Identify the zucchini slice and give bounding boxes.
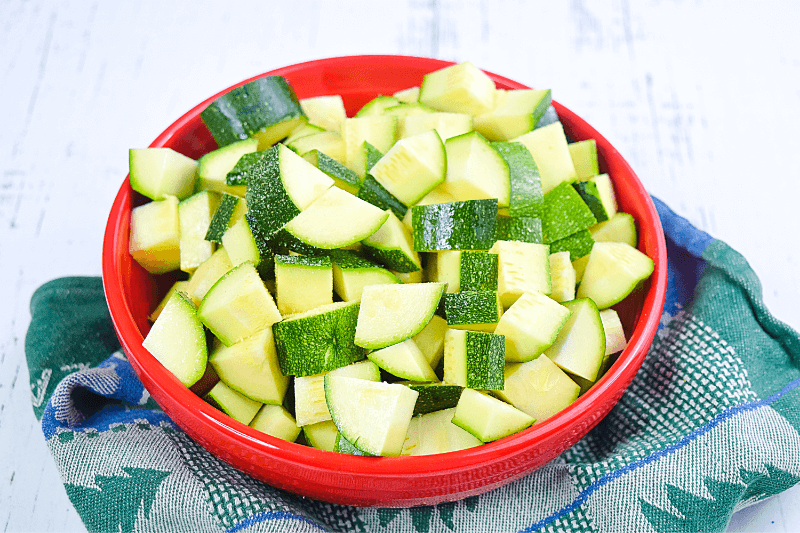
[443,131,510,207]
[328,250,402,302]
[496,355,581,423]
[412,199,498,251]
[590,212,638,248]
[576,242,654,309]
[294,360,381,427]
[200,76,307,149]
[284,186,389,249]
[361,211,422,273]
[205,381,262,425]
[544,298,605,381]
[473,88,552,141]
[245,143,334,241]
[304,149,361,195]
[355,95,401,117]
[324,375,418,456]
[303,420,339,452]
[197,138,259,196]
[129,195,181,274]
[492,141,544,218]
[209,328,289,405]
[205,193,245,244]
[541,182,597,244]
[443,291,503,332]
[370,129,446,206]
[443,329,505,390]
[568,139,599,180]
[495,216,543,244]
[512,122,578,194]
[273,300,365,377]
[357,175,408,219]
[494,290,571,362]
[354,282,446,349]
[451,389,534,443]
[250,405,301,442]
[490,240,551,308]
[600,308,628,356]
[300,95,346,133]
[399,112,473,141]
[274,254,333,315]
[406,383,463,416]
[343,116,397,177]
[142,291,207,387]
[549,251,577,303]
[179,191,220,273]
[412,314,448,369]
[287,131,346,164]
[198,261,282,346]
[415,407,482,455]
[367,338,438,382]
[129,148,197,201]
[419,61,496,116]
[149,280,190,322]
[184,248,233,305]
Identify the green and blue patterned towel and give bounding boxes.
[26,197,800,533]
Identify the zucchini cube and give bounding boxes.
[274,254,333,316]
[540,181,597,244]
[129,195,181,274]
[443,329,505,390]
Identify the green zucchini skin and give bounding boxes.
[412,199,498,251]
[205,193,240,243]
[273,302,366,377]
[549,229,595,261]
[358,175,408,219]
[310,150,361,195]
[540,182,597,243]
[443,291,502,327]
[245,145,299,242]
[492,141,544,217]
[361,244,418,273]
[495,216,543,244]
[459,251,499,292]
[201,76,305,148]
[408,383,463,416]
[572,181,609,223]
[226,151,263,186]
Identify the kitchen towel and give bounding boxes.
[25,197,800,533]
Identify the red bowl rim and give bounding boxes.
[103,55,668,480]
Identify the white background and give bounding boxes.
[2,1,799,531]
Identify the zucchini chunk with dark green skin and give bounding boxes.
[495,216,543,244]
[549,229,595,262]
[451,388,534,443]
[273,301,365,377]
[443,329,505,391]
[361,211,421,273]
[412,199,498,251]
[205,193,242,244]
[357,175,408,219]
[244,143,334,241]
[443,291,503,332]
[406,383,464,416]
[200,76,307,149]
[540,181,597,244]
[492,141,544,218]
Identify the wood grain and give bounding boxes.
[2,1,798,531]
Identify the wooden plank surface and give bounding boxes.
[2,1,798,531]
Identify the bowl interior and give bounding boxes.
[103,55,667,506]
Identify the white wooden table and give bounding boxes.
[2,1,799,531]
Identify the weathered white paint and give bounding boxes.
[2,1,798,531]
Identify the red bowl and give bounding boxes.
[102,55,667,507]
